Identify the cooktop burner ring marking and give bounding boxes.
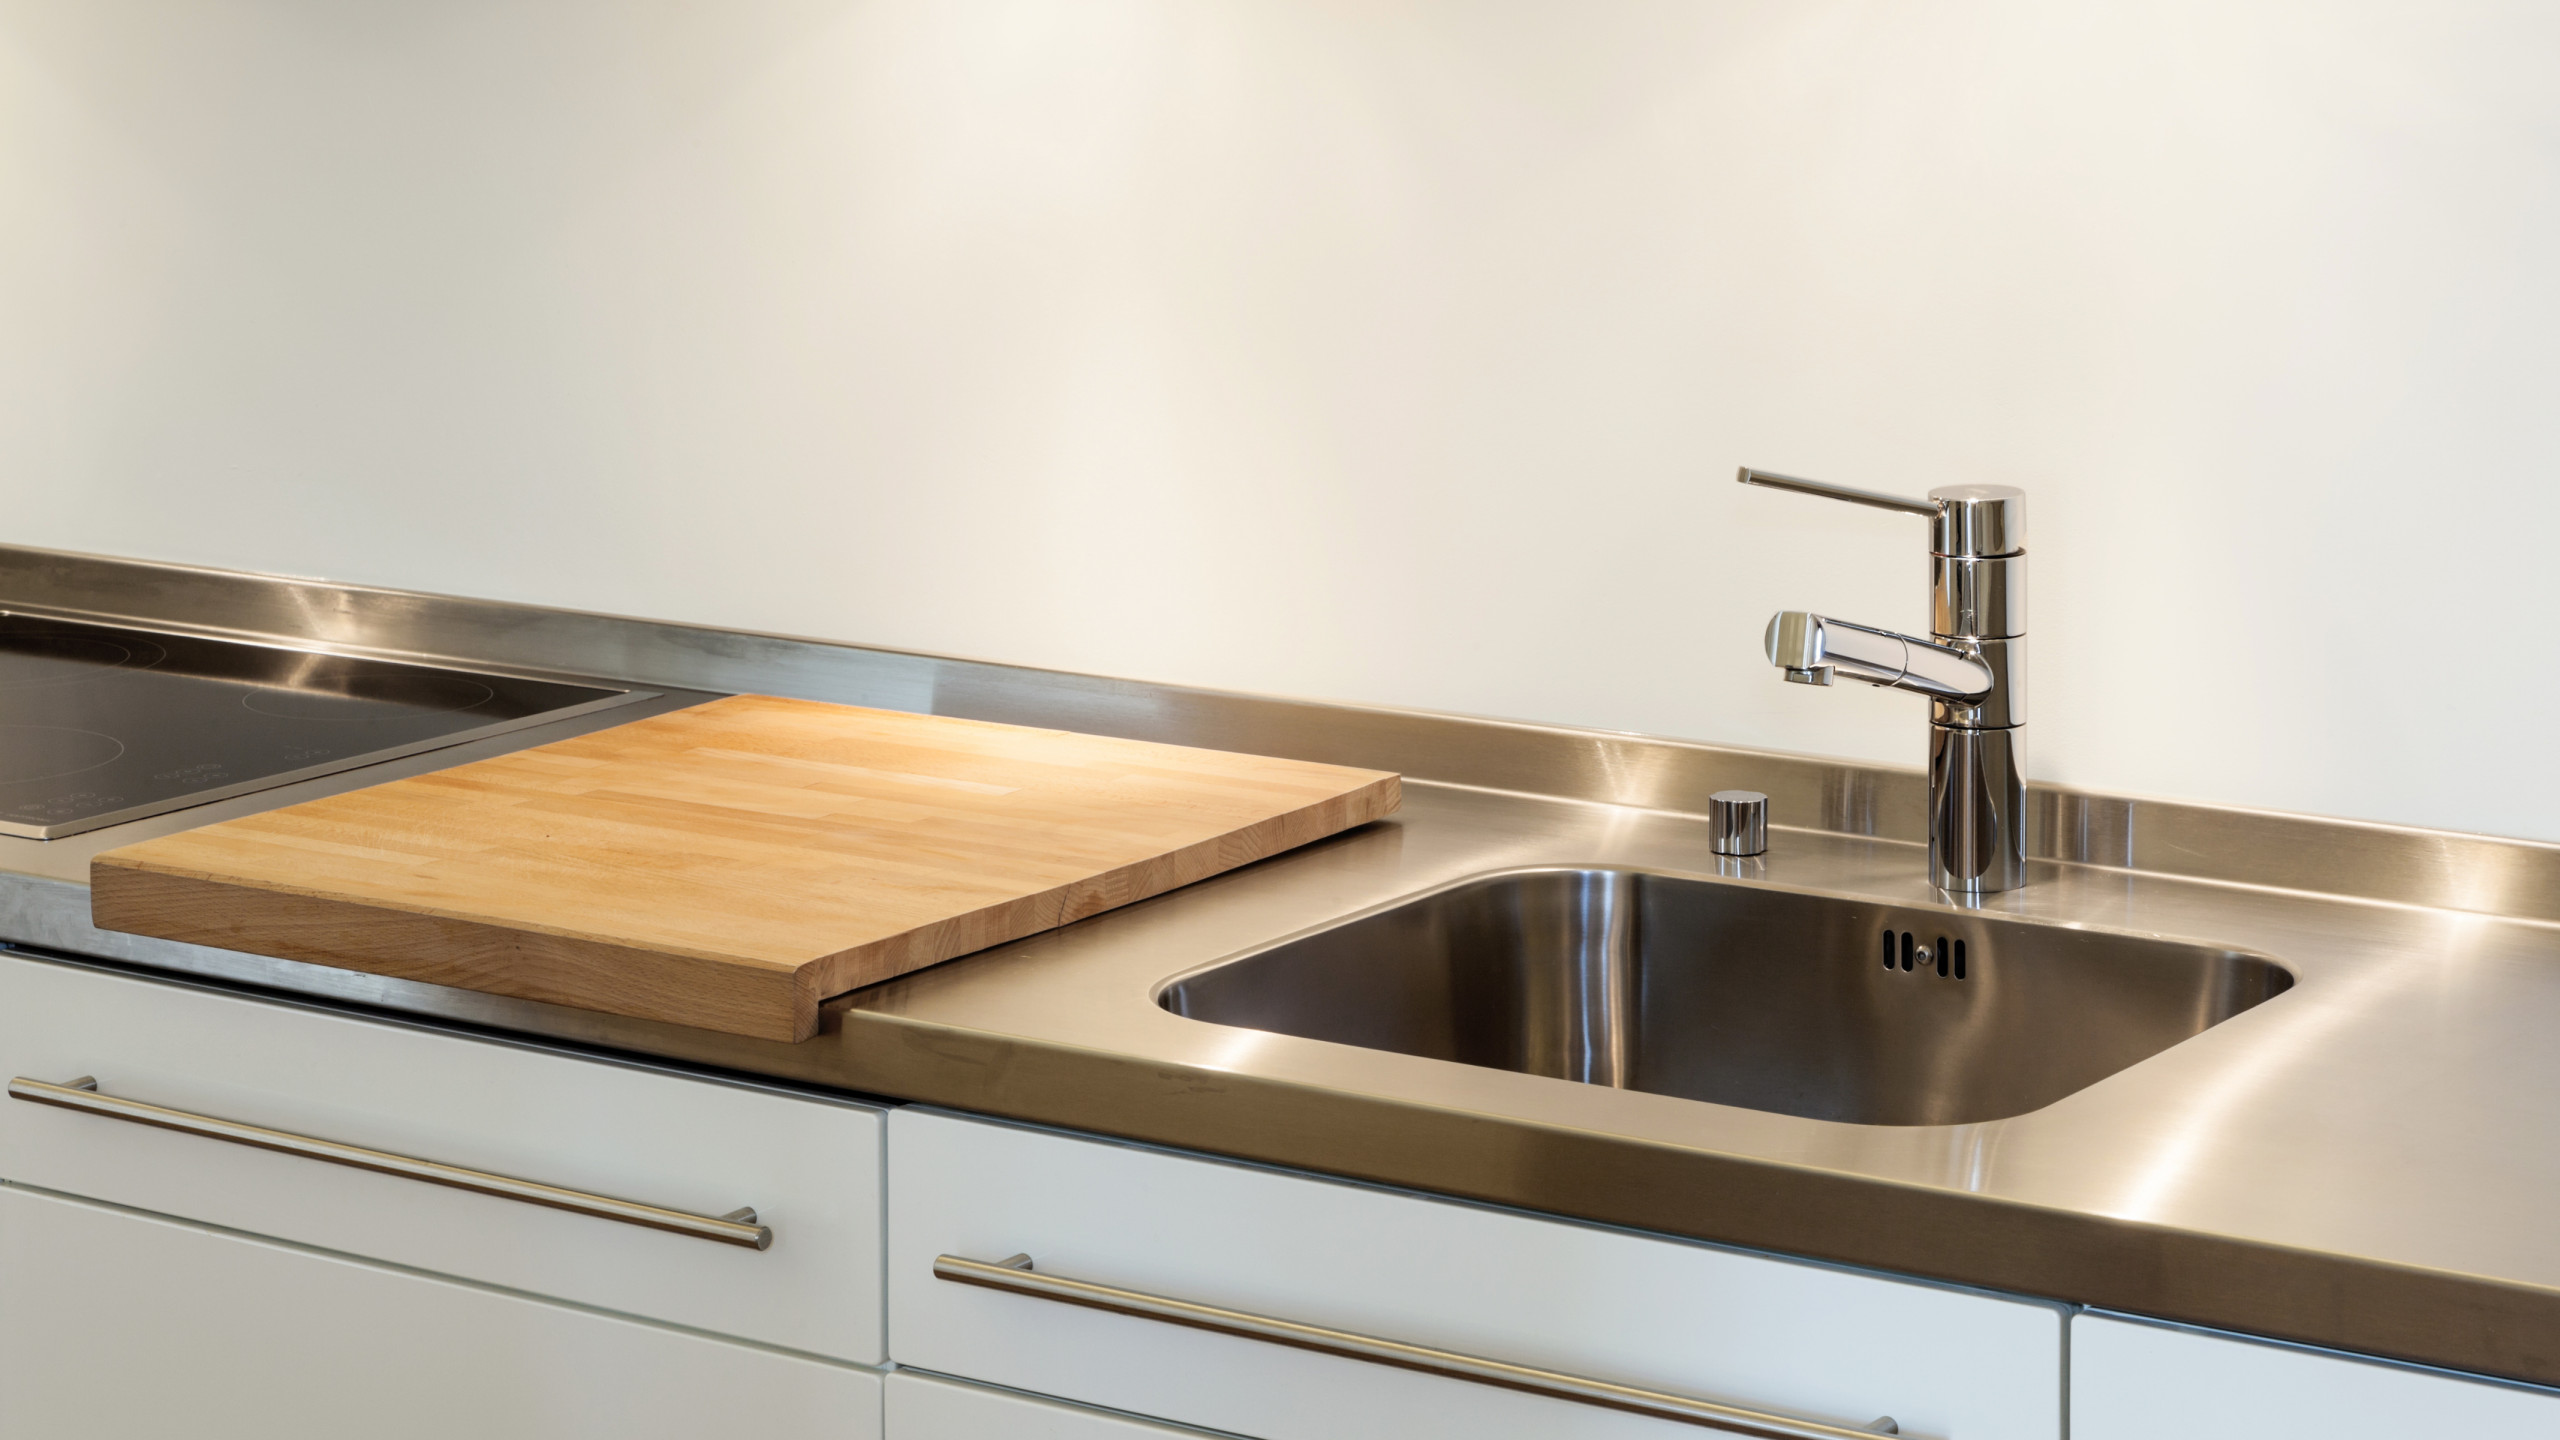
[0,725,127,787]
[0,631,168,687]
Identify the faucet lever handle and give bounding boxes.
[1738,466,2025,556]
[1735,467,1938,519]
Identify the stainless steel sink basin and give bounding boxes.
[1158,867,2295,1125]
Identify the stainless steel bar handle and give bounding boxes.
[8,1075,772,1251]
[935,1252,1899,1439]
[1736,467,1938,519]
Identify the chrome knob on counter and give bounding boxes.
[1708,790,1768,857]
[1738,466,2028,894]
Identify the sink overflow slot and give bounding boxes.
[1882,930,1967,981]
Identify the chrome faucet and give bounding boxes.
[1737,467,2027,894]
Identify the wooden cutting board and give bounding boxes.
[90,694,1399,1042]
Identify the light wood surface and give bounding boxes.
[90,695,1400,1041]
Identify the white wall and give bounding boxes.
[1,1,2555,838]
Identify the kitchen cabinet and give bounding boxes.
[888,1107,2064,1440]
[0,1185,881,1440]
[886,1372,1219,1439]
[2070,1313,2560,1437]
[20,941,2560,1440]
[0,952,884,1361]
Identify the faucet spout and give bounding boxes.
[1739,465,2028,893]
[1763,612,1993,704]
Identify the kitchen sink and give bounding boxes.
[1157,867,2294,1125]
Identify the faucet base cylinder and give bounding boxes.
[1929,726,2026,894]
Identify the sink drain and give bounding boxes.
[1882,929,1967,980]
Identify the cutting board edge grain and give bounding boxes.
[89,863,820,1041]
[85,697,1404,1043]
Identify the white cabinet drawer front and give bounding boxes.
[887,1109,2063,1440]
[0,954,882,1361]
[2071,1314,2560,1438]
[888,1373,1221,1439]
[0,1186,882,1440]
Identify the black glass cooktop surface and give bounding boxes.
[0,613,648,839]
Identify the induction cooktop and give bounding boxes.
[0,612,652,839]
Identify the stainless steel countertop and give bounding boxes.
[5,542,2559,1387]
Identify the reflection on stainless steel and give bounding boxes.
[1931,727,2026,895]
[1707,791,1767,857]
[2107,946,2419,1225]
[9,544,2560,1385]
[1741,468,2028,894]
[1930,554,2024,639]
[934,1251,1902,1439]
[1159,867,2291,1126]
[1929,637,2021,731]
